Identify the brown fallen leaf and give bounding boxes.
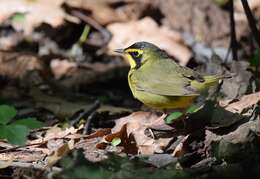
[108,17,192,65]
[0,0,76,34]
[66,0,150,25]
[219,92,260,115]
[101,112,173,155]
[0,50,43,79]
[47,140,74,167]
[207,92,260,129]
[104,124,138,154]
[84,128,112,139]
[77,112,171,157]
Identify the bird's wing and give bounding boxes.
[131,59,202,96]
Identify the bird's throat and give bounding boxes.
[126,53,137,69]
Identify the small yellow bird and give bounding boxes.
[115,42,224,111]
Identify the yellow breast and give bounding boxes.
[128,71,196,110]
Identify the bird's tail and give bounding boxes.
[193,74,226,92]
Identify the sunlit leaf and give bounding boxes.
[186,104,202,114]
[165,112,183,124]
[111,137,121,146]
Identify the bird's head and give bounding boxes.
[115,41,168,69]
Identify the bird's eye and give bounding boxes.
[131,51,139,57]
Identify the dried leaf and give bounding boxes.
[47,142,73,167]
[220,92,260,115]
[104,112,172,155]
[172,135,189,157]
[66,0,149,25]
[0,0,73,34]
[0,51,43,79]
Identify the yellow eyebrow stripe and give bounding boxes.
[125,49,143,54]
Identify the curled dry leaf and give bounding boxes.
[108,17,192,65]
[104,124,138,154]
[209,92,260,129]
[77,112,171,158]
[219,92,260,115]
[98,112,173,155]
[172,135,189,157]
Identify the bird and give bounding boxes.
[115,41,224,112]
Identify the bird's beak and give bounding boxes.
[114,49,125,54]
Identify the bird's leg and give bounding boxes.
[181,115,187,130]
[163,109,167,115]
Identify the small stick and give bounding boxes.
[69,100,100,126]
[229,0,238,61]
[241,0,260,47]
[83,111,97,135]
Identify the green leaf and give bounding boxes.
[165,112,183,124]
[12,117,43,129]
[186,104,202,114]
[111,137,121,146]
[0,105,17,125]
[0,124,29,145]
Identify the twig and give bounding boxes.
[229,0,238,61]
[241,0,260,47]
[69,100,100,126]
[83,111,97,135]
